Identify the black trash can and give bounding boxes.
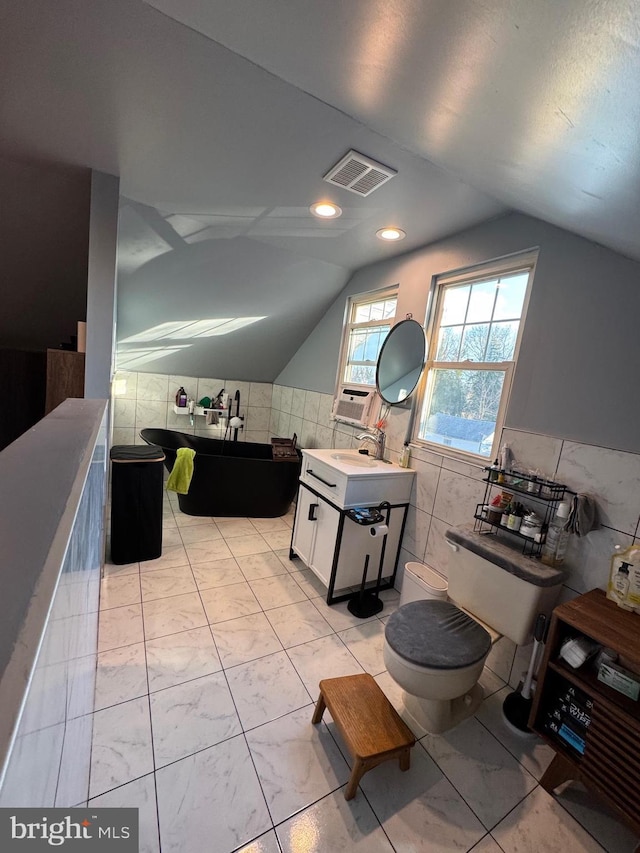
[110,444,165,565]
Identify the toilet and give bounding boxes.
[383,531,565,734]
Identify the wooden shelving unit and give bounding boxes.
[529,589,640,835]
[45,349,84,415]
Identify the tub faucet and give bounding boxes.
[356,429,386,461]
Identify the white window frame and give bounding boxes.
[413,252,537,463]
[335,286,398,391]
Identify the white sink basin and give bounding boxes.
[302,448,415,508]
[330,453,377,467]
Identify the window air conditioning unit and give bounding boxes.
[332,387,376,428]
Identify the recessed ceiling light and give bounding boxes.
[310,201,342,219]
[377,227,406,241]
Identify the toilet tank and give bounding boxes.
[445,527,567,646]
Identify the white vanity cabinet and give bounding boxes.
[290,450,414,603]
[292,485,340,586]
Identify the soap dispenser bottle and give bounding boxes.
[607,544,640,611]
[612,562,631,602]
[176,387,187,407]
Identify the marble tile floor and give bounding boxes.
[89,493,639,853]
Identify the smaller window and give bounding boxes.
[416,257,533,460]
[339,288,397,387]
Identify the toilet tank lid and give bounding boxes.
[446,526,568,588]
[385,600,491,669]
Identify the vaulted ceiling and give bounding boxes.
[2,1,638,378]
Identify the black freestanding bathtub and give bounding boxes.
[140,428,301,517]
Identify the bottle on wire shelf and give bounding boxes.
[541,501,571,567]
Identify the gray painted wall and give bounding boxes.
[0,156,90,351]
[276,212,640,455]
[116,221,348,381]
[85,171,119,400]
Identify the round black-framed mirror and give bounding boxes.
[376,318,426,405]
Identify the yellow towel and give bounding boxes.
[166,447,196,494]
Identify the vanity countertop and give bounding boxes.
[302,448,415,478]
[300,449,414,508]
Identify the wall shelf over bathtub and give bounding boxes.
[172,405,228,419]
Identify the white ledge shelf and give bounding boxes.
[173,405,228,418]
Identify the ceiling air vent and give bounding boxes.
[323,150,397,197]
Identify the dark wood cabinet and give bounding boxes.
[45,349,85,415]
[0,349,46,451]
[0,348,85,451]
[530,589,640,836]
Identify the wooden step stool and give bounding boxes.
[312,673,416,800]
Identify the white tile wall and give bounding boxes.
[114,375,640,690]
[249,382,273,409]
[269,384,640,689]
[556,441,640,535]
[137,373,169,402]
[269,385,368,453]
[112,372,272,445]
[290,388,305,419]
[501,429,562,479]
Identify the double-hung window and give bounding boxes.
[340,288,398,387]
[416,256,534,460]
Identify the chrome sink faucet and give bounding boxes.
[356,428,386,461]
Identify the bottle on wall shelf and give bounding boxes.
[541,500,571,567]
[499,443,513,471]
[399,442,411,468]
[176,387,188,407]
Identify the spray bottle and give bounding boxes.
[541,501,570,567]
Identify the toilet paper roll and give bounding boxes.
[77,321,87,353]
[369,523,389,538]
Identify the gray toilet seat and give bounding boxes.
[385,600,491,670]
